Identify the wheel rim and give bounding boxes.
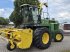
[42,33,49,44]
[10,44,15,49]
[56,34,62,40]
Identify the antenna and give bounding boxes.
[47,0,50,19]
[43,0,50,19]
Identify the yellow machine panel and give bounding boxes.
[11,29,33,49]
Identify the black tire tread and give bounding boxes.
[54,29,64,42]
[33,28,51,49]
[7,42,16,51]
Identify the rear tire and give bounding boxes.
[33,28,51,49]
[54,30,64,42]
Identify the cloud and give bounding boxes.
[57,12,70,23]
[47,0,70,23]
[0,9,5,17]
[39,0,47,3]
[11,0,15,2]
[58,12,70,18]
[0,8,13,18]
[7,0,14,2]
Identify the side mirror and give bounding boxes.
[46,18,49,19]
[37,15,41,23]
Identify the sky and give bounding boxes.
[0,0,14,18]
[0,0,70,23]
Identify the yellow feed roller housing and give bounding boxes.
[0,28,33,49]
[0,28,18,38]
[10,29,33,49]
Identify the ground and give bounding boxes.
[0,36,70,52]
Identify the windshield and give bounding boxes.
[21,6,39,25]
[32,7,38,23]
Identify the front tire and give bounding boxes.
[33,28,51,49]
[7,42,16,51]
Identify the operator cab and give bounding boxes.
[20,4,41,26]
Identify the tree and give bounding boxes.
[9,10,23,27]
[9,0,39,27]
[5,18,9,25]
[0,17,9,25]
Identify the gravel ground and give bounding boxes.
[0,36,70,52]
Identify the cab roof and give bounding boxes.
[20,4,37,8]
[20,4,30,7]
